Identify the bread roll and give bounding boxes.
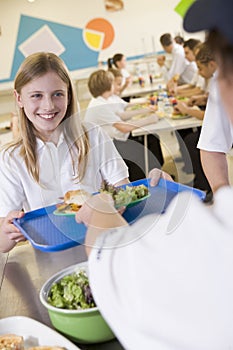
[64,189,91,206]
[0,334,24,350]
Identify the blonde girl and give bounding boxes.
[0,52,129,253]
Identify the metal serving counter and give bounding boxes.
[0,242,124,350]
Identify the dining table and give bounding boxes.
[131,115,202,176]
[0,242,124,350]
[121,78,165,98]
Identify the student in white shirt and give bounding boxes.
[169,38,204,97]
[0,52,129,253]
[174,42,217,194]
[157,33,196,85]
[85,69,158,141]
[197,72,233,192]
[107,53,132,95]
[76,0,233,348]
[85,69,164,180]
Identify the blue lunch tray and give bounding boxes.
[13,178,205,252]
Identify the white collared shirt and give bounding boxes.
[164,43,194,84]
[0,123,128,216]
[198,73,233,153]
[89,187,233,349]
[85,96,129,141]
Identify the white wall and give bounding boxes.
[0,0,205,114]
[0,0,204,78]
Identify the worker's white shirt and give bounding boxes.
[85,96,129,141]
[0,123,128,216]
[198,73,233,152]
[89,187,233,350]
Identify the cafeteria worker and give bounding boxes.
[76,0,233,348]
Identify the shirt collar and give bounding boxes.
[36,132,65,151]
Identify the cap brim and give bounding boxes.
[183,0,215,33]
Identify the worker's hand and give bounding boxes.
[149,168,174,187]
[75,193,116,227]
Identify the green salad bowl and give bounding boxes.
[39,262,115,344]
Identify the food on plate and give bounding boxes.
[172,109,185,116]
[56,189,91,214]
[48,269,96,310]
[172,74,180,82]
[64,189,91,206]
[126,103,148,111]
[126,103,141,111]
[0,335,67,350]
[100,180,149,207]
[131,114,147,120]
[0,334,24,350]
[156,110,165,118]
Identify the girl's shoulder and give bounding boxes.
[0,142,21,166]
[0,142,20,156]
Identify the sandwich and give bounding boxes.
[56,189,91,214]
[0,334,24,350]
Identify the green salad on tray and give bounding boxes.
[100,180,149,207]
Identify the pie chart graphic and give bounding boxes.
[83,18,115,51]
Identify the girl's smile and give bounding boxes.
[15,71,69,142]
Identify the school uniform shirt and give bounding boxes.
[163,43,192,84]
[0,123,128,216]
[120,68,131,87]
[85,96,129,141]
[108,94,128,113]
[197,73,233,153]
[190,71,206,91]
[89,187,233,350]
[180,60,197,85]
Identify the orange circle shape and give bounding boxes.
[85,18,115,49]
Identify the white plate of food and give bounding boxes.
[0,316,80,349]
[171,113,191,120]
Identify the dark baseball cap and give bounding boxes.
[183,0,233,44]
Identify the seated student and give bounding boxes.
[85,69,158,141]
[169,39,204,97]
[197,75,233,194]
[174,35,184,46]
[85,69,164,180]
[175,42,217,120]
[107,53,132,95]
[76,1,233,347]
[0,52,130,253]
[174,42,218,194]
[157,33,197,87]
[107,68,157,121]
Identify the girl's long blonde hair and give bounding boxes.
[3,52,90,184]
